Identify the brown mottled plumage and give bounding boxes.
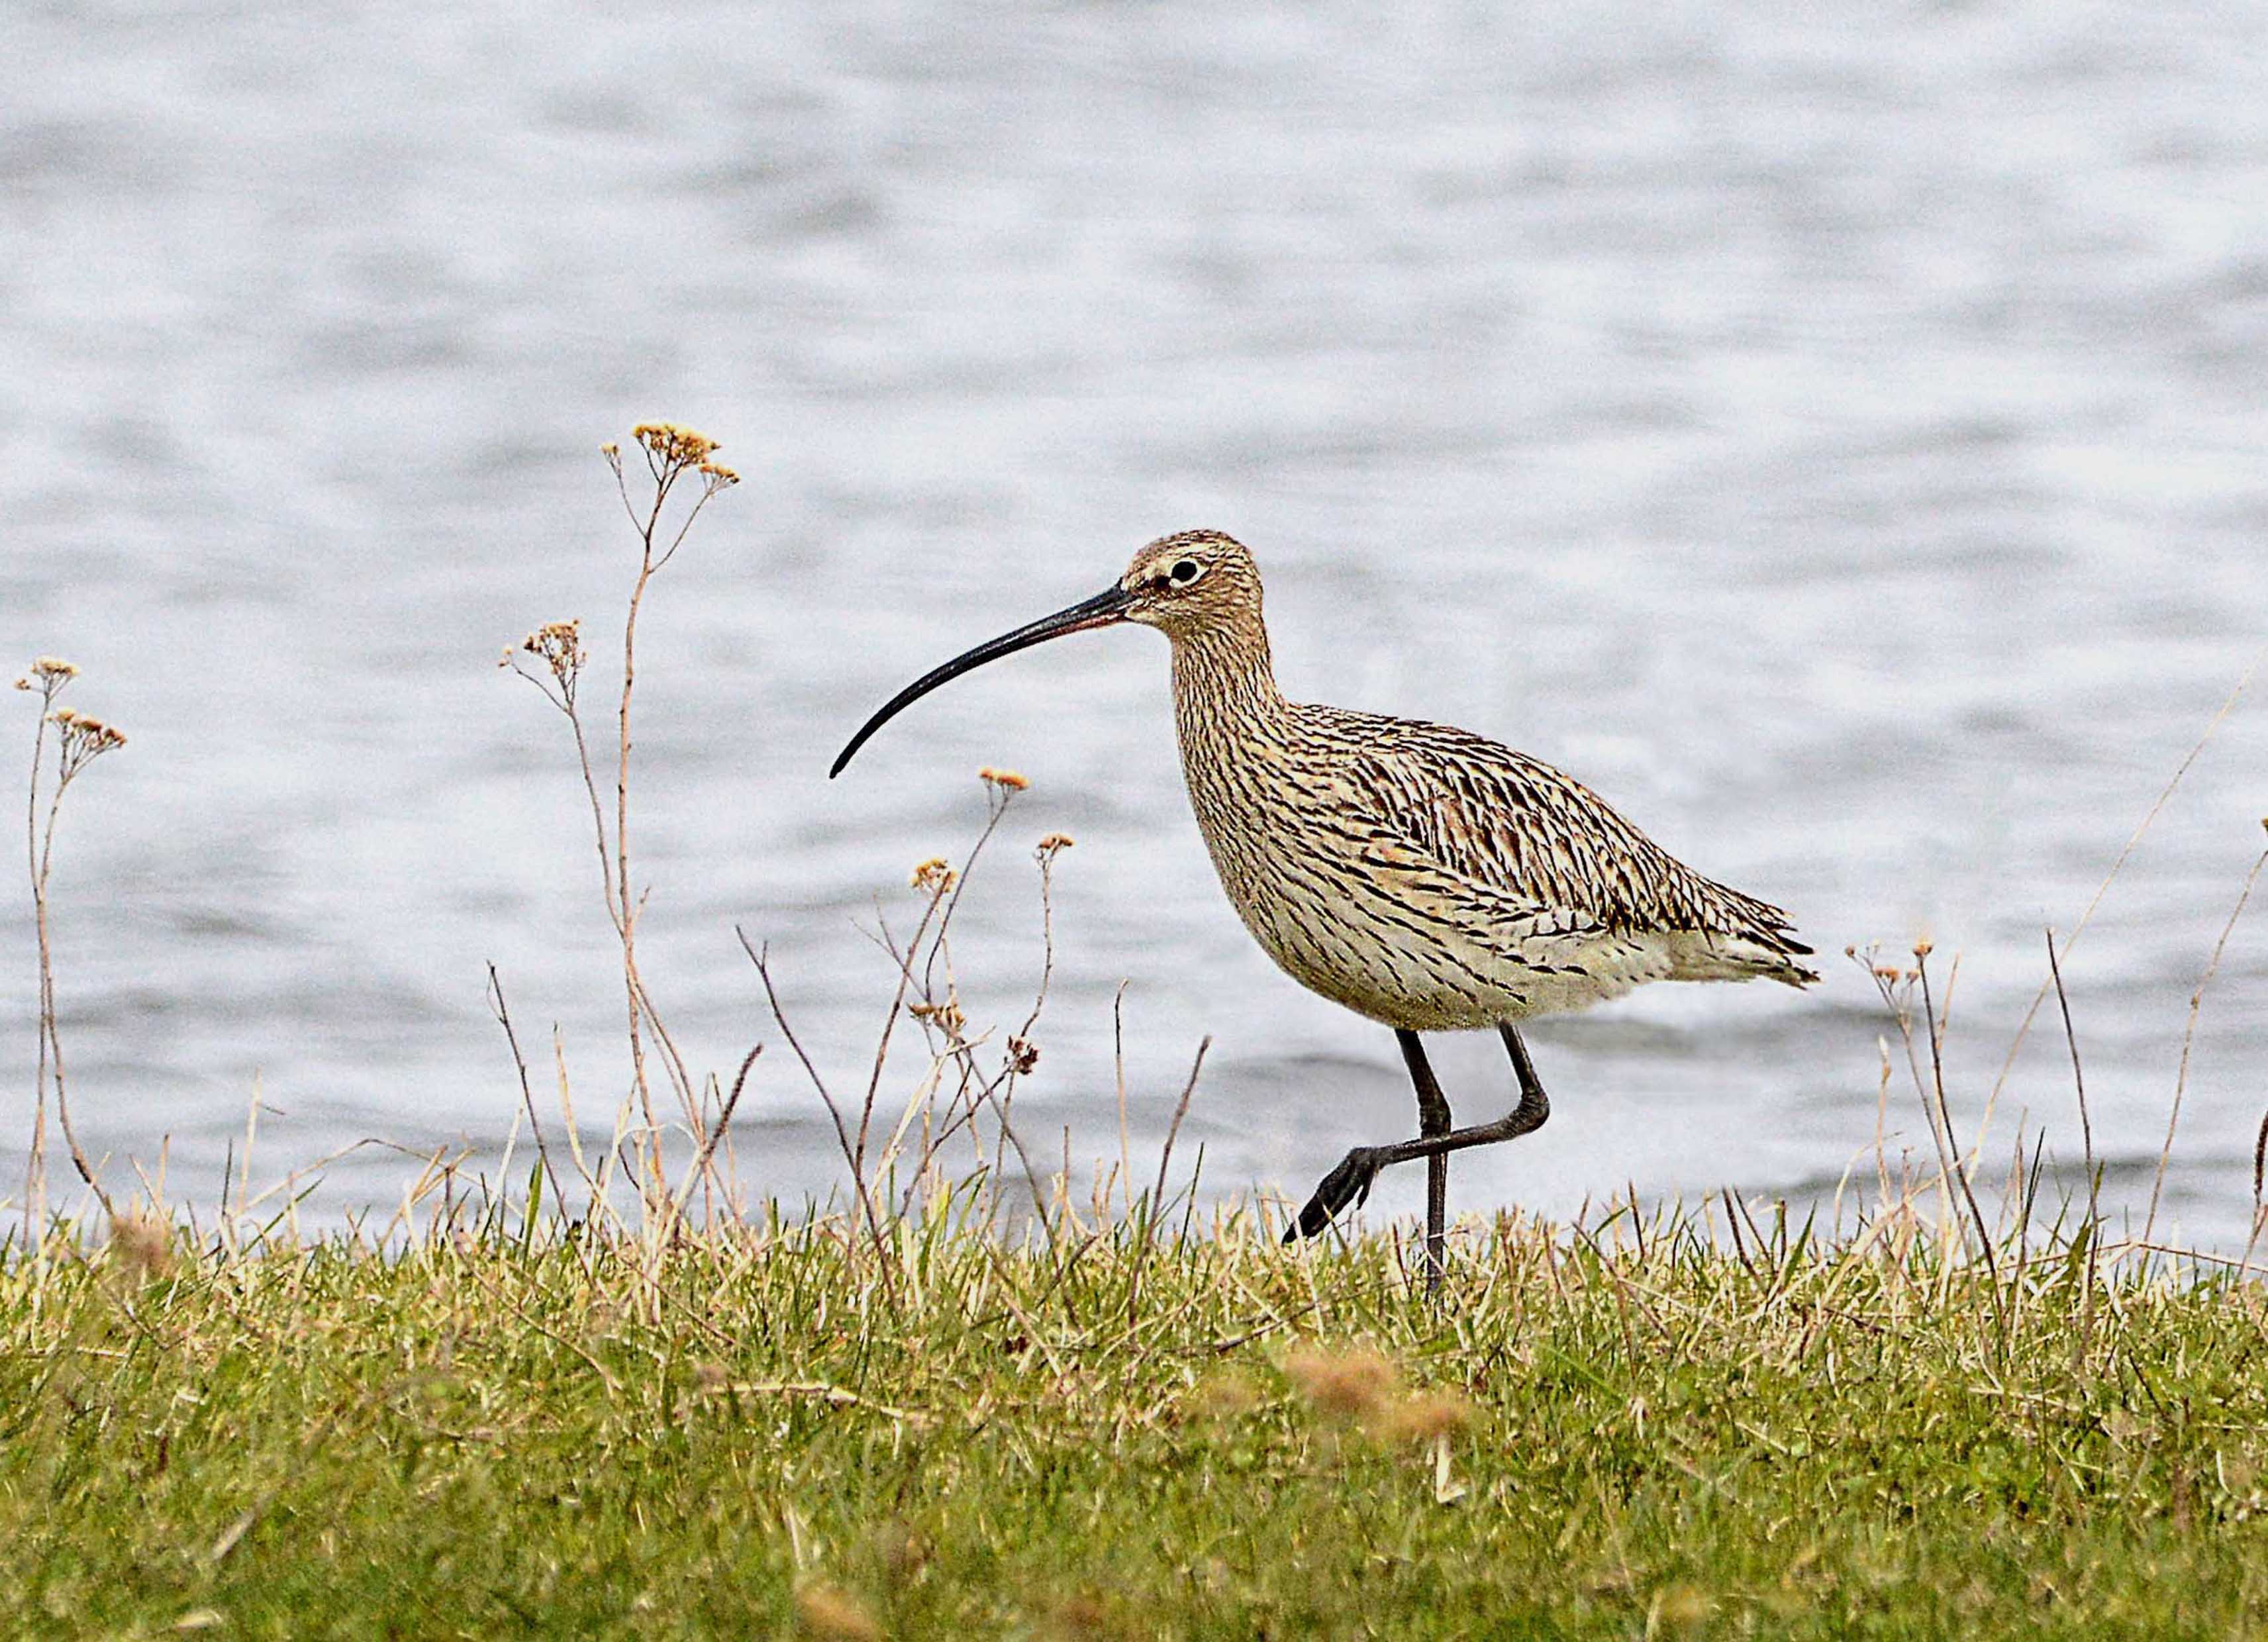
[833,528,1816,1288]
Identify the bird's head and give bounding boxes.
[1114,530,1263,644]
[829,528,1262,777]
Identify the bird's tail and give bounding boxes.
[1673,883,1820,988]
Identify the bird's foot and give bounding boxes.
[1286,1146,1390,1243]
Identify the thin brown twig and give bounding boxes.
[486,964,565,1217]
[740,931,896,1286]
[17,663,123,1223]
[1854,950,1960,1204]
[1112,981,1132,1222]
[1127,1037,1210,1330]
[658,1045,762,1247]
[856,883,952,1192]
[616,515,663,1194]
[2143,836,2268,1249]
[1153,1039,1209,1225]
[21,672,56,1235]
[2253,1110,2267,1228]
[548,1026,613,1233]
[1005,831,1068,1108]
[920,784,1014,998]
[510,428,738,1229]
[1985,657,2258,1129]
[971,821,1073,1246]
[2043,928,2099,1355]
[1916,950,2002,1339]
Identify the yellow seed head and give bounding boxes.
[51,708,126,764]
[908,998,967,1037]
[793,1581,881,1642]
[518,620,585,687]
[909,857,957,894]
[107,1207,173,1283]
[1283,1346,1399,1422]
[632,421,720,466]
[1035,832,1075,860]
[978,766,1029,791]
[1377,1388,1478,1443]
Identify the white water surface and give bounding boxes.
[3,1,2265,1246]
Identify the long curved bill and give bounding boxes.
[830,583,1135,777]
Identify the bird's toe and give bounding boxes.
[1288,1146,1387,1241]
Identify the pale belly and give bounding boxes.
[1190,798,1676,1030]
[1230,877,1675,1030]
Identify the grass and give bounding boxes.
[6,1202,2268,1639]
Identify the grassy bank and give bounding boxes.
[6,1204,2267,1639]
[17,425,2268,1635]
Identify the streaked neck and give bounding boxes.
[1170,619,1286,751]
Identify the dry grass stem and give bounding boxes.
[501,421,745,1245]
[17,655,126,1233]
[2144,833,2268,1249]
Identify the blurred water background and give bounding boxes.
[4,0,2265,1247]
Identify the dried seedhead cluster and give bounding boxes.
[15,655,130,787]
[1846,940,1928,989]
[503,619,587,707]
[908,998,968,1039]
[14,656,79,690]
[50,707,128,779]
[524,619,585,681]
[611,421,740,497]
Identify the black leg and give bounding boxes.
[1399,1031,1452,1294]
[1289,1024,1552,1246]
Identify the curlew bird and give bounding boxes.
[832,531,1816,1287]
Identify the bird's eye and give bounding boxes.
[1169,558,1203,586]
